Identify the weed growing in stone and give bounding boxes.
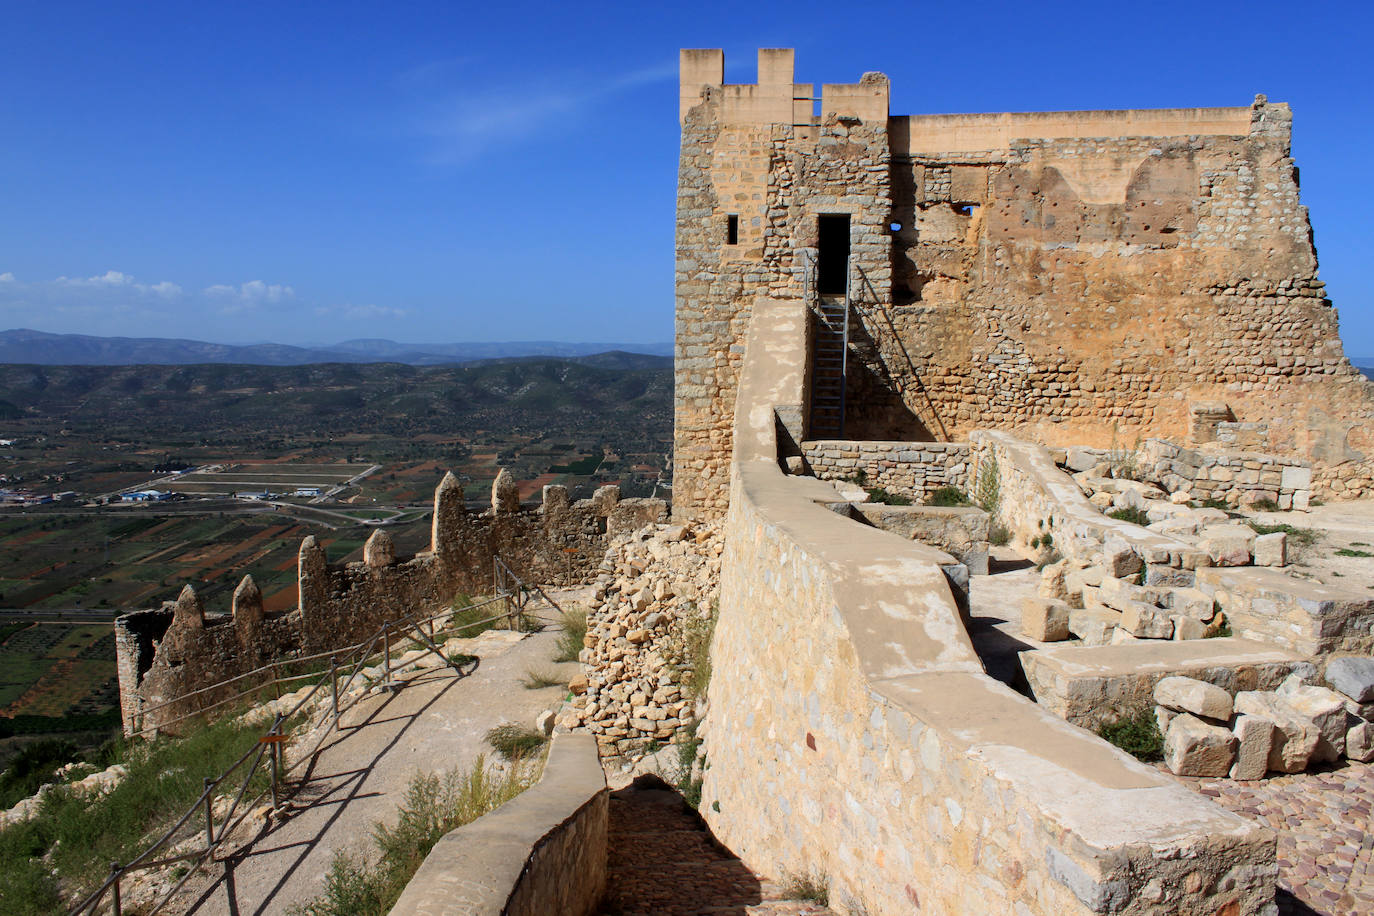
[520,667,564,689]
[553,606,588,662]
[1246,522,1319,559]
[288,755,539,916]
[484,724,548,760]
[667,599,718,701]
[1251,498,1280,512]
[974,454,1001,514]
[1336,548,1373,558]
[1107,506,1151,526]
[1097,710,1163,762]
[782,871,831,905]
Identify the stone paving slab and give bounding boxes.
[1169,761,1374,916]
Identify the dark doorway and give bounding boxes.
[817,214,851,294]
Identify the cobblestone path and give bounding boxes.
[1173,761,1374,916]
[598,776,833,916]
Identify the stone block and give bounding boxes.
[1198,524,1254,567]
[1068,606,1118,647]
[1234,691,1321,773]
[1253,533,1287,567]
[1280,465,1312,491]
[1122,602,1174,639]
[1021,597,1071,642]
[1276,676,1348,761]
[1154,676,1233,721]
[1229,715,1275,780]
[1103,537,1143,577]
[1172,616,1207,640]
[1325,656,1374,703]
[1165,587,1216,621]
[1164,713,1237,777]
[1347,720,1374,763]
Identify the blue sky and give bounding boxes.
[1,1,1371,354]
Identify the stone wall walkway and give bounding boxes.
[597,775,833,915]
[1172,761,1374,916]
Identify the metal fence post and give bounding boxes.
[203,777,216,848]
[269,717,281,809]
[109,862,122,916]
[382,623,390,685]
[330,655,339,721]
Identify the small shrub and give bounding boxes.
[1097,710,1163,762]
[988,523,1010,547]
[1196,497,1232,512]
[1207,621,1233,638]
[974,455,1001,514]
[1107,506,1150,526]
[926,486,970,507]
[447,652,478,668]
[865,486,912,506]
[553,606,588,662]
[844,468,868,485]
[443,596,498,639]
[520,667,563,689]
[484,724,548,760]
[1250,498,1280,512]
[782,872,831,905]
[289,755,538,916]
[1247,522,1319,559]
[666,599,719,701]
[1336,547,1374,558]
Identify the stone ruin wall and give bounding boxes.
[674,50,1374,518]
[114,473,666,734]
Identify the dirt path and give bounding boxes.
[174,624,576,915]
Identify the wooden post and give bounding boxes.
[382,624,390,685]
[330,656,339,721]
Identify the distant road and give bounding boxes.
[0,607,121,623]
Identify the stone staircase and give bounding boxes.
[597,775,833,915]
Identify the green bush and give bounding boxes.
[974,455,1001,514]
[926,486,970,507]
[484,724,548,760]
[1335,547,1373,558]
[782,872,830,905]
[988,523,1010,547]
[1107,506,1150,526]
[0,739,77,810]
[519,667,564,689]
[865,486,912,506]
[553,606,588,663]
[1097,710,1163,762]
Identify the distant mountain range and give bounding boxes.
[0,329,673,366]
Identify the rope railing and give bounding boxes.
[70,562,559,915]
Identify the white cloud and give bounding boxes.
[53,270,182,297]
[205,280,295,312]
[58,270,134,287]
[314,303,408,321]
[416,59,676,164]
[0,272,13,282]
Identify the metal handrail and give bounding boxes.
[69,566,554,915]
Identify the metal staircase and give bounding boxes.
[802,250,850,438]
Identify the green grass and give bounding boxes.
[1336,548,1374,558]
[553,606,587,663]
[925,486,969,507]
[288,755,540,916]
[1097,710,1164,762]
[440,596,500,640]
[1246,521,1320,554]
[0,712,275,913]
[988,523,1010,547]
[484,724,548,760]
[519,667,563,689]
[0,739,77,810]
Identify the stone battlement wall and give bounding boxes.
[114,475,665,734]
[699,297,1274,916]
[801,439,970,499]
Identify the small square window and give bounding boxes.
[726,215,739,245]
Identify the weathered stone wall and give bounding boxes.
[388,732,608,916]
[115,477,665,734]
[801,439,970,499]
[1073,439,1314,510]
[701,296,1275,916]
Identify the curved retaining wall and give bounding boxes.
[698,298,1277,915]
[388,732,607,916]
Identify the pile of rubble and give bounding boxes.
[1156,658,1374,778]
[1026,555,1231,646]
[561,520,722,759]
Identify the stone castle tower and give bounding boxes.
[674,48,1372,520]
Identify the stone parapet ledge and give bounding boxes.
[1196,566,1374,657]
[801,439,971,502]
[387,732,607,916]
[701,297,1276,915]
[1023,637,1304,729]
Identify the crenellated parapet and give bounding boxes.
[115,471,666,735]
